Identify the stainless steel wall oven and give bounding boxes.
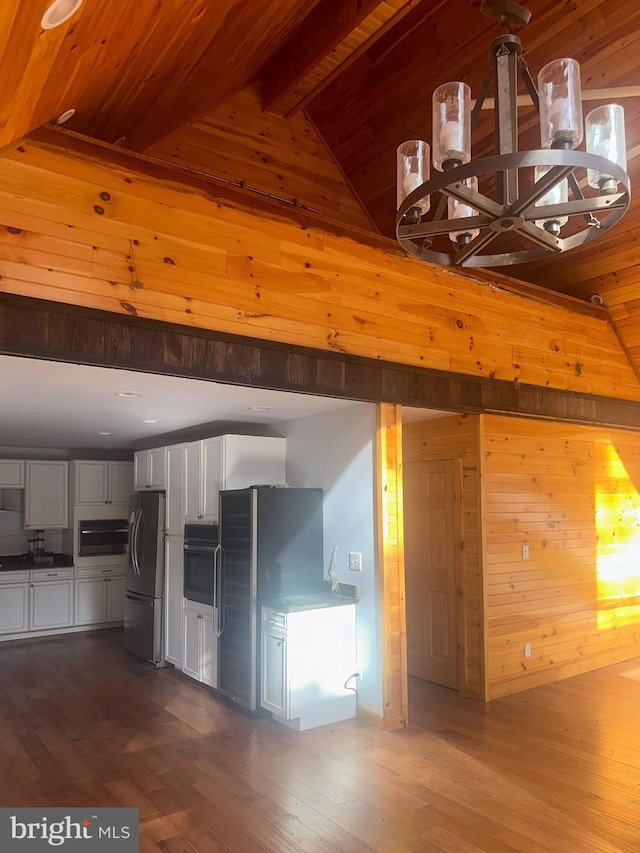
[183,523,220,605]
[78,518,129,557]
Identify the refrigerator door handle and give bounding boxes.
[216,544,225,637]
[131,509,142,575]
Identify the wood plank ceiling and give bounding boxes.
[2,0,640,374]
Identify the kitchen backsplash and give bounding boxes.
[0,532,64,556]
[0,512,64,556]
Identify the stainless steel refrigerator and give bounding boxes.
[124,491,167,666]
[217,486,324,710]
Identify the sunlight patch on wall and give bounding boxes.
[596,443,640,629]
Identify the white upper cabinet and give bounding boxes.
[0,460,24,488]
[201,437,223,521]
[165,445,184,535]
[184,437,223,524]
[183,441,203,523]
[74,461,133,505]
[183,435,285,525]
[109,462,134,504]
[134,447,167,491]
[24,461,68,529]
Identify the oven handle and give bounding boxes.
[81,527,128,535]
[184,543,218,553]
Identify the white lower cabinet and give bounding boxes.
[261,604,357,731]
[182,600,216,687]
[0,571,29,635]
[74,565,127,625]
[0,564,126,638]
[165,534,184,667]
[30,569,74,631]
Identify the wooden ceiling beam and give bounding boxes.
[262,0,424,119]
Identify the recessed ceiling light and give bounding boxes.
[114,391,142,398]
[97,431,113,436]
[56,108,75,125]
[141,419,160,424]
[41,0,84,30]
[249,405,273,412]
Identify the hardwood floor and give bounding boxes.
[0,628,638,852]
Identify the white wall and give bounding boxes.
[282,403,381,714]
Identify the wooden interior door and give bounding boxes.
[404,458,458,688]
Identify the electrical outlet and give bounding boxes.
[522,544,529,560]
[348,552,362,572]
[524,643,531,658]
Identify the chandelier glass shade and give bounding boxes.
[395,2,630,269]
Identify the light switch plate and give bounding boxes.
[348,552,362,572]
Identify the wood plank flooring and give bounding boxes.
[0,627,638,851]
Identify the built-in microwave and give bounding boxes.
[78,518,129,557]
[183,523,220,605]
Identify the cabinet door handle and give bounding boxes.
[276,638,285,647]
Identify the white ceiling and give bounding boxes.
[0,355,448,452]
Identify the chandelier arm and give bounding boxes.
[565,172,599,227]
[432,193,448,222]
[513,221,564,252]
[454,229,501,265]
[520,194,627,222]
[566,172,585,201]
[439,183,503,217]
[471,72,492,132]
[398,214,493,240]
[518,59,540,113]
[507,165,576,216]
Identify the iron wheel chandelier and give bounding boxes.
[395,0,631,268]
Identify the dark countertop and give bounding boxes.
[0,553,74,571]
[262,592,357,613]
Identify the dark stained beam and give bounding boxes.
[2,293,639,431]
[262,0,426,118]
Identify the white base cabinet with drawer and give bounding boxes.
[0,563,128,640]
[75,565,127,626]
[261,604,357,731]
[182,599,216,687]
[29,568,74,631]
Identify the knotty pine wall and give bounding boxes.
[482,415,640,698]
[1,136,639,404]
[402,414,484,698]
[145,86,373,230]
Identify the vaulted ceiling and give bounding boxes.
[3,0,640,366]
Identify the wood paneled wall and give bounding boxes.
[145,86,373,230]
[1,134,639,405]
[402,414,484,698]
[482,415,640,698]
